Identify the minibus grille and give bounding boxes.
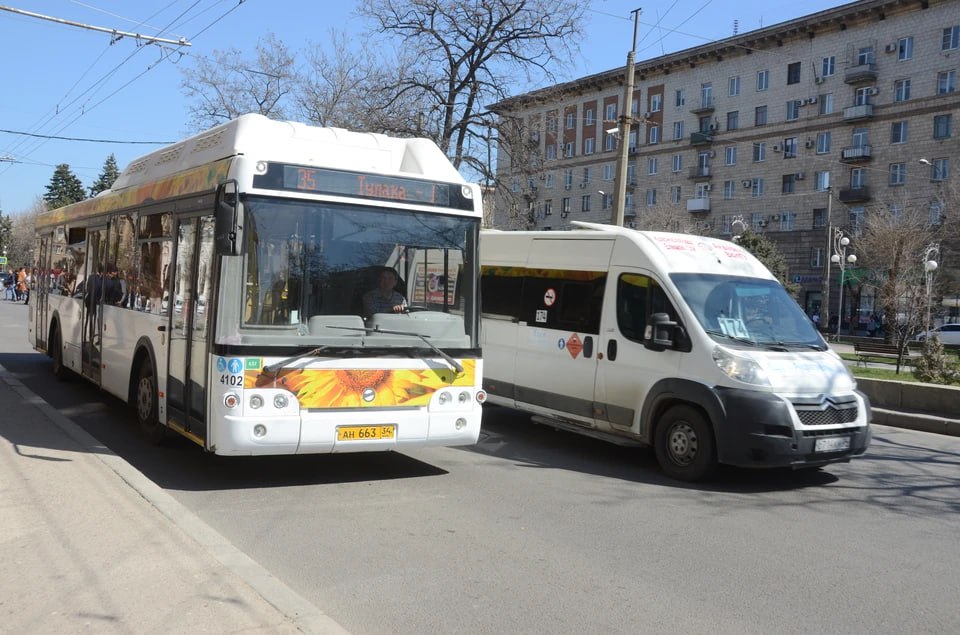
[793,403,859,426]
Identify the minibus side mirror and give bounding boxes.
[214,180,242,256]
[644,312,677,351]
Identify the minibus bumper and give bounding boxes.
[712,387,872,469]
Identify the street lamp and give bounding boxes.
[923,243,939,335]
[831,228,857,339]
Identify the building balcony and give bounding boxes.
[842,103,874,121]
[840,145,873,162]
[690,131,714,145]
[687,166,712,179]
[624,207,637,218]
[838,187,871,203]
[844,63,877,84]
[690,98,715,114]
[686,197,711,213]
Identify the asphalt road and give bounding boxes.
[4,299,959,634]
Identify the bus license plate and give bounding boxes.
[337,425,396,441]
[814,437,850,453]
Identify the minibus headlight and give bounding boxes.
[712,346,771,386]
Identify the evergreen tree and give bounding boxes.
[734,229,800,297]
[89,153,121,197]
[43,164,86,210]
[913,334,960,385]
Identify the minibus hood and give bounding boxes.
[752,351,855,393]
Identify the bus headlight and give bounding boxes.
[458,390,470,404]
[438,391,452,405]
[250,394,264,409]
[224,393,240,409]
[712,346,771,386]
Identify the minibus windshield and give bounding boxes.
[671,273,824,349]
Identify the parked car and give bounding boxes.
[916,323,960,345]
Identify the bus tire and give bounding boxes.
[50,326,70,381]
[654,405,717,482]
[136,360,166,444]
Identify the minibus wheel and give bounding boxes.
[136,360,166,444]
[654,405,717,482]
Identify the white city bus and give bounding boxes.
[29,114,485,454]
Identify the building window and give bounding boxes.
[565,112,576,129]
[671,186,681,204]
[700,83,713,108]
[546,144,556,160]
[931,158,950,182]
[582,166,591,184]
[602,164,614,181]
[751,178,764,198]
[675,89,685,107]
[849,207,865,235]
[561,197,571,215]
[782,174,796,194]
[511,179,520,193]
[787,62,801,85]
[585,108,595,125]
[937,70,956,95]
[546,116,558,134]
[649,125,660,144]
[725,146,737,166]
[894,79,911,102]
[898,36,913,61]
[627,164,636,185]
[851,168,866,189]
[564,142,574,158]
[757,69,769,91]
[755,105,767,126]
[726,111,739,131]
[545,173,554,188]
[631,98,639,115]
[890,121,908,144]
[943,25,960,51]
[857,46,875,66]
[648,157,657,175]
[581,195,591,212]
[889,163,906,186]
[601,193,612,210]
[584,137,595,155]
[544,200,553,216]
[650,93,663,112]
[934,114,952,139]
[753,142,765,162]
[564,169,573,189]
[672,154,682,172]
[751,212,765,230]
[723,180,735,200]
[821,56,835,77]
[930,202,943,225]
[605,132,616,151]
[852,127,869,149]
[855,86,873,106]
[815,171,830,192]
[819,93,834,115]
[780,212,797,231]
[813,208,827,229]
[816,131,831,154]
[728,75,740,96]
[786,100,801,121]
[811,247,824,267]
[646,189,657,206]
[783,137,798,159]
[673,121,684,140]
[605,103,617,122]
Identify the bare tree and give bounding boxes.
[6,197,43,269]
[357,0,585,178]
[180,33,297,131]
[854,195,943,370]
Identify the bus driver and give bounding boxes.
[363,268,407,316]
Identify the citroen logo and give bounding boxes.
[362,388,376,402]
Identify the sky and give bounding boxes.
[0,0,847,215]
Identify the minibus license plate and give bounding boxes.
[814,437,850,453]
[337,425,396,441]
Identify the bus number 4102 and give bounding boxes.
[220,375,244,386]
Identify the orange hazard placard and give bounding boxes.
[566,333,583,358]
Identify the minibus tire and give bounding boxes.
[136,360,166,444]
[654,405,717,482]
[50,327,70,381]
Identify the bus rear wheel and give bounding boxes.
[654,405,716,482]
[136,360,166,444]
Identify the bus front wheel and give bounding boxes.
[654,405,717,482]
[50,327,70,381]
[136,360,166,444]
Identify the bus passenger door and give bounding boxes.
[166,216,214,444]
[81,227,107,383]
[33,234,52,350]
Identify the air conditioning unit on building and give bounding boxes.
[885,42,897,53]
[805,138,815,148]
[807,96,819,104]
[643,112,652,119]
[814,76,825,85]
[742,179,752,188]
[770,214,781,221]
[703,184,712,191]
[773,144,783,152]
[868,87,880,95]
[708,123,718,131]
[579,182,586,188]
[795,172,806,180]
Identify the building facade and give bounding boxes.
[490,0,960,323]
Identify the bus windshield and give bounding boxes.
[237,195,478,349]
[670,273,824,349]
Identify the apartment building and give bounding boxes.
[490,0,960,320]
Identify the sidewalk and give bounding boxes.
[0,300,347,633]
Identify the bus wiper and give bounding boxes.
[261,346,328,376]
[704,329,757,346]
[329,325,464,375]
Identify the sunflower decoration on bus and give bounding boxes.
[246,360,475,408]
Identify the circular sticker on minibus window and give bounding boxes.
[544,288,556,307]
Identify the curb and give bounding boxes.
[872,407,960,437]
[0,363,350,635]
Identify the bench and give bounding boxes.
[853,342,919,367]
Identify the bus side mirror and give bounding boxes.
[214,181,242,256]
[644,312,676,351]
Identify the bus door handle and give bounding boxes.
[606,338,618,361]
[157,325,167,332]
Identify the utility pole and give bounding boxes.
[820,186,833,332]
[612,9,641,227]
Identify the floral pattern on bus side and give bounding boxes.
[243,360,476,408]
